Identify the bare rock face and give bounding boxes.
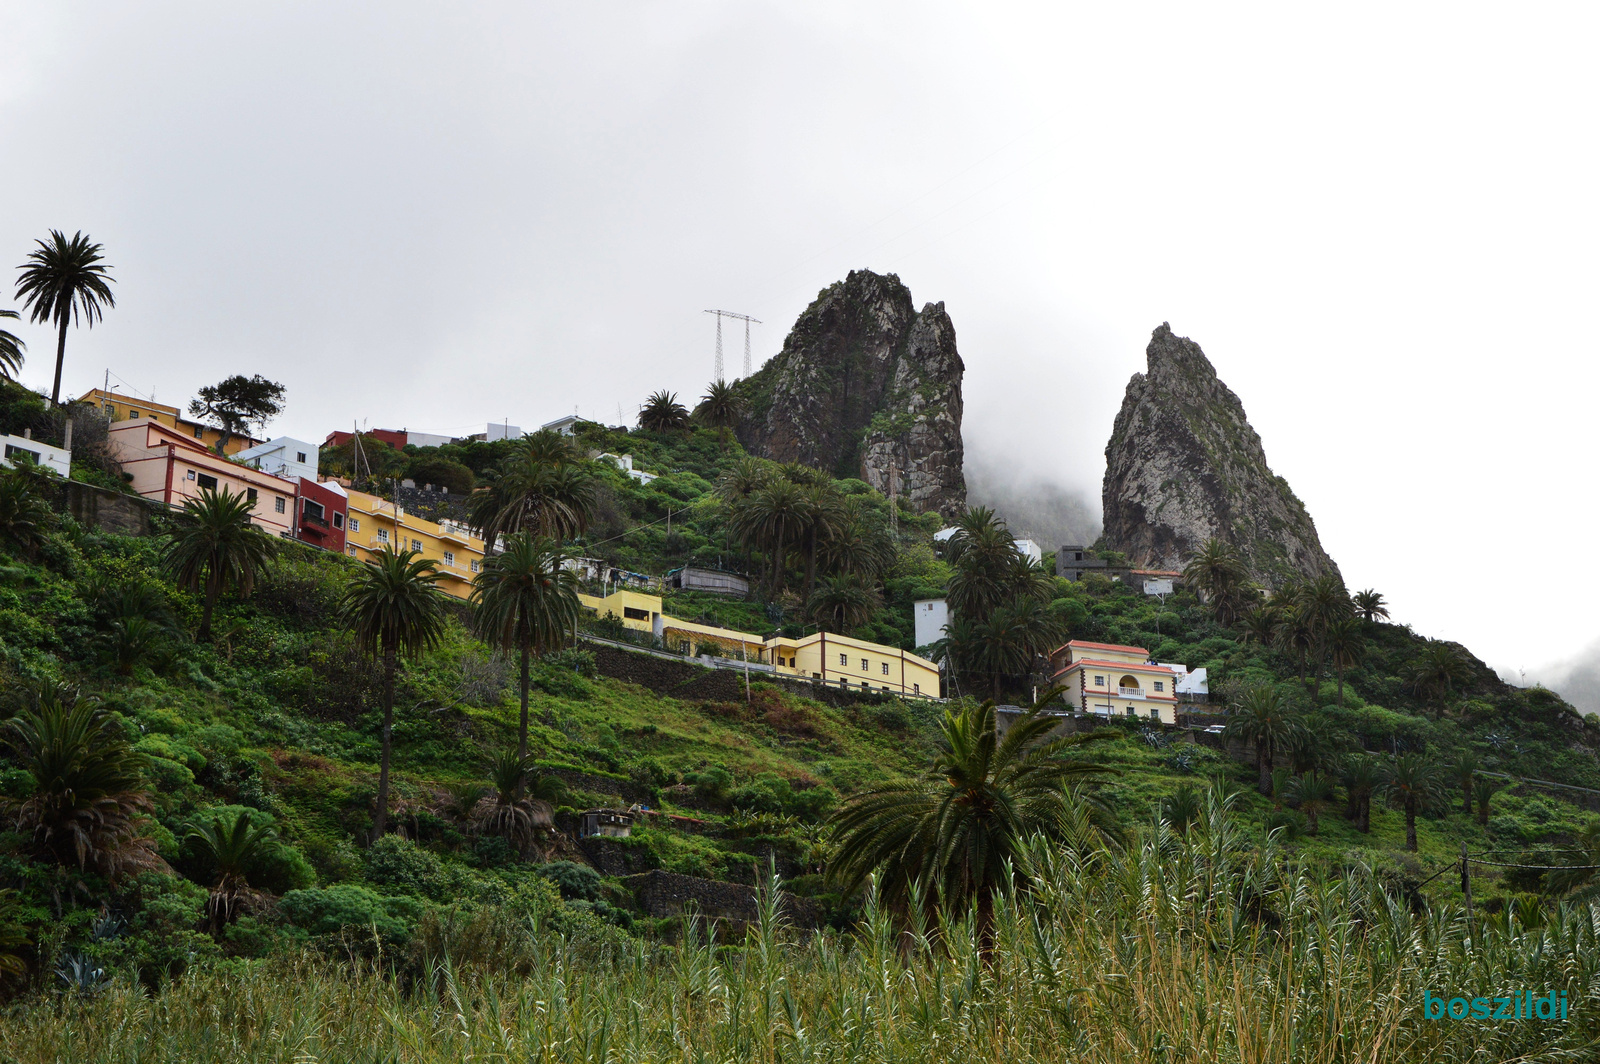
[1102,323,1339,586]
[735,270,965,517]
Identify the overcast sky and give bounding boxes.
[3,2,1597,705]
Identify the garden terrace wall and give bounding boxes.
[624,870,823,931]
[585,638,914,709]
[59,480,158,536]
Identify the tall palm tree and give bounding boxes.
[1285,770,1336,834]
[6,684,157,878]
[1182,538,1252,624]
[1224,684,1300,795]
[1446,750,1480,816]
[341,547,450,840]
[186,809,279,929]
[1351,588,1390,624]
[695,380,744,433]
[798,481,847,598]
[1323,617,1365,705]
[165,486,277,641]
[0,309,24,379]
[469,454,595,549]
[816,495,894,584]
[14,230,116,405]
[806,573,883,634]
[1240,604,1278,647]
[471,533,580,757]
[827,700,1114,953]
[638,390,690,433]
[730,477,807,595]
[945,507,1021,620]
[1378,753,1444,852]
[1341,756,1379,832]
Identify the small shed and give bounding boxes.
[579,808,633,839]
[671,567,750,597]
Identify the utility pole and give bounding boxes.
[1461,841,1474,923]
[703,310,761,381]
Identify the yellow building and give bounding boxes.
[79,388,261,456]
[344,489,486,600]
[577,589,940,698]
[1047,640,1179,723]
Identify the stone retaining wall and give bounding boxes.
[59,481,157,536]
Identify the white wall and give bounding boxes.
[0,434,70,477]
[914,598,948,651]
[236,436,318,482]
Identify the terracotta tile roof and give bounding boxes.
[1054,639,1151,656]
[1057,658,1177,677]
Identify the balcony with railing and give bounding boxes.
[1117,686,1144,698]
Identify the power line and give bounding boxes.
[703,310,761,381]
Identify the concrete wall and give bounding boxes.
[60,481,157,537]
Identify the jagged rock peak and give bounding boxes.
[1101,323,1340,587]
[734,269,965,517]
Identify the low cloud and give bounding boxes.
[963,449,1100,553]
[1503,643,1600,718]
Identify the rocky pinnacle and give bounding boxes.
[1101,323,1340,586]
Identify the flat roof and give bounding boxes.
[1058,639,1151,656]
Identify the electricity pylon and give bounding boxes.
[704,310,761,381]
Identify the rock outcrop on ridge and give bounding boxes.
[1101,323,1340,586]
[733,270,965,517]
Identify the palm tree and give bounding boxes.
[816,496,894,584]
[1352,589,1390,624]
[1224,684,1300,795]
[1341,756,1379,832]
[807,573,883,634]
[1446,751,1480,816]
[0,309,24,378]
[1274,604,1319,696]
[471,532,580,757]
[1285,770,1337,834]
[1406,640,1471,702]
[165,486,277,641]
[1182,539,1252,624]
[186,809,279,929]
[1323,617,1365,705]
[827,701,1114,953]
[469,452,595,549]
[473,750,561,858]
[730,477,807,595]
[6,684,157,879]
[798,481,848,598]
[341,547,450,841]
[1240,605,1278,647]
[1378,753,1444,852]
[715,455,771,503]
[0,469,54,559]
[1472,775,1499,825]
[13,230,116,405]
[1160,785,1203,834]
[638,390,689,433]
[695,380,743,434]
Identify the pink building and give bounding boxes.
[107,419,298,538]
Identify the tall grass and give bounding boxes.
[7,793,1596,1063]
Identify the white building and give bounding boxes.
[1160,663,1209,699]
[0,432,70,477]
[1014,538,1043,565]
[913,598,949,650]
[542,414,581,436]
[597,452,658,485]
[485,421,522,442]
[235,437,319,483]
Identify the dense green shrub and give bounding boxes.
[535,861,601,901]
[277,885,425,941]
[364,836,450,900]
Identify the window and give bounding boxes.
[130,408,140,418]
[274,497,286,514]
[1094,675,1105,687]
[443,551,455,566]
[348,517,360,532]
[881,662,889,675]
[469,559,480,573]
[332,512,343,529]
[1153,681,1164,692]
[377,529,390,543]
[860,658,868,671]
[197,473,217,490]
[247,488,258,504]
[839,678,848,688]
[296,451,307,464]
[839,653,848,666]
[192,425,203,438]
[1150,707,1160,720]
[623,606,649,620]
[1125,706,1136,717]
[303,499,325,524]
[346,545,357,556]
[410,538,422,551]
[913,683,920,695]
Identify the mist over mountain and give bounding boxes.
[1514,645,1600,718]
[963,448,1099,551]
